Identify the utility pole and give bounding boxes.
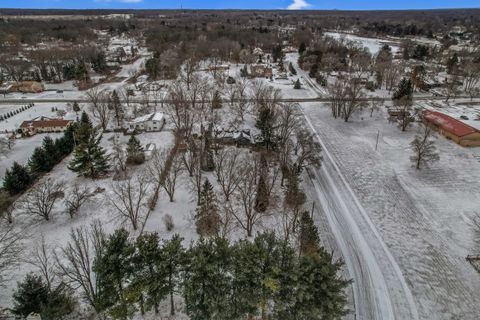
[375,130,380,151]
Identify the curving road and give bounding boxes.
[302,110,419,320]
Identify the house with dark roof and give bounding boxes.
[423,110,480,147]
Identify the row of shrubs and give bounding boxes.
[0,103,34,122]
[2,124,76,196]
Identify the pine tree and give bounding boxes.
[3,162,31,195]
[76,111,93,145]
[298,211,321,257]
[288,62,297,75]
[12,273,49,318]
[133,233,167,315]
[29,146,49,175]
[211,90,222,109]
[256,105,276,150]
[42,136,60,169]
[126,134,145,165]
[298,42,306,55]
[111,91,123,127]
[184,237,232,320]
[289,251,350,319]
[94,229,136,320]
[72,101,81,114]
[293,79,301,89]
[195,179,220,237]
[69,130,110,179]
[162,234,188,316]
[392,77,413,101]
[12,273,74,320]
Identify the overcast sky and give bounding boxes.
[1,0,479,10]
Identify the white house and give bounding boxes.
[128,112,165,132]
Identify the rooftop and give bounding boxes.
[423,110,478,138]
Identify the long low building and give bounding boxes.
[20,117,73,135]
[423,110,480,147]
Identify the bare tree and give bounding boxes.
[161,153,183,202]
[111,134,128,180]
[0,224,23,286]
[230,155,264,237]
[232,78,250,123]
[181,140,199,177]
[22,179,64,221]
[109,175,152,231]
[55,221,106,313]
[396,97,416,132]
[214,148,241,202]
[87,88,110,130]
[65,184,91,218]
[293,129,323,175]
[462,60,480,100]
[327,79,347,119]
[343,78,367,122]
[182,55,199,90]
[28,236,55,290]
[410,124,440,170]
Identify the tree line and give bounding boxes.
[11,217,349,320]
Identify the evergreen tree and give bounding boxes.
[3,162,31,195]
[12,274,74,320]
[392,77,413,101]
[72,101,81,115]
[446,53,459,74]
[255,105,276,150]
[29,146,49,175]
[69,130,110,179]
[94,229,136,320]
[288,251,350,319]
[211,90,222,109]
[293,79,302,89]
[298,42,306,55]
[126,134,145,165]
[289,62,297,75]
[133,233,167,315]
[298,211,321,257]
[42,136,60,169]
[184,237,232,320]
[195,179,221,237]
[162,234,188,316]
[111,91,123,127]
[76,111,93,145]
[272,44,284,63]
[12,274,49,318]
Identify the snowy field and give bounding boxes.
[324,32,401,55]
[302,102,480,319]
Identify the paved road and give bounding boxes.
[0,95,477,105]
[302,110,419,320]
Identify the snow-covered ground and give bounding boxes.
[302,102,480,319]
[324,32,401,55]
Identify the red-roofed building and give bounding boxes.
[423,110,480,147]
[20,117,73,135]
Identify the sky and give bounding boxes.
[0,0,479,10]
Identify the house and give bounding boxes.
[423,110,480,147]
[128,112,165,132]
[250,65,273,79]
[20,117,73,135]
[9,81,45,93]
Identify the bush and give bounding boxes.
[163,214,174,231]
[365,81,376,92]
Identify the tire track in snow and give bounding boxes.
[302,109,419,320]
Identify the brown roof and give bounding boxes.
[20,119,72,129]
